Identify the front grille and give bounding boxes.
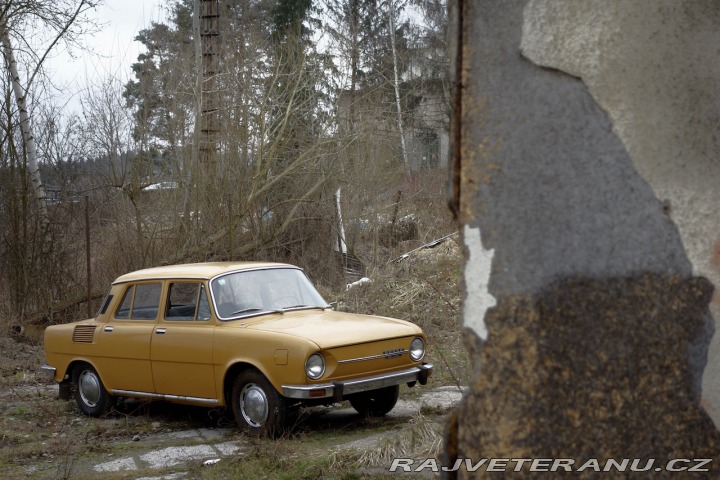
[338,348,408,364]
[328,337,416,379]
[72,325,96,343]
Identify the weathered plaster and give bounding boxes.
[456,0,690,299]
[462,225,495,340]
[448,0,720,475]
[521,0,720,426]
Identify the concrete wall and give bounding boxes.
[448,0,720,475]
[521,0,720,428]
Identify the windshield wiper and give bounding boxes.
[231,307,283,316]
[230,305,327,317]
[281,304,328,311]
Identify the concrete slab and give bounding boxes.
[140,445,218,469]
[136,473,188,480]
[93,456,138,473]
[91,430,243,473]
[418,385,465,410]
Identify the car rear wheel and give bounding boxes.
[348,385,400,417]
[72,363,115,417]
[231,370,287,437]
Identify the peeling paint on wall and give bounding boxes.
[462,225,495,340]
[449,0,720,473]
[518,0,720,428]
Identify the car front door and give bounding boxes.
[150,282,217,401]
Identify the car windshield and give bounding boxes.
[210,267,329,320]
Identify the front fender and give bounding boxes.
[213,328,319,400]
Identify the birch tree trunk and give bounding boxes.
[388,0,409,173]
[0,20,50,237]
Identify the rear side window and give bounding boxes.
[114,283,162,320]
[99,294,113,315]
[115,286,134,319]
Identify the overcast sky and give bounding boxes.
[45,0,166,112]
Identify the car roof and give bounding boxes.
[112,262,296,284]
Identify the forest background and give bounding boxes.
[0,0,455,329]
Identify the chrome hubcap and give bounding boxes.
[78,370,101,407]
[239,383,268,427]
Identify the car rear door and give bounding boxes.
[93,282,160,394]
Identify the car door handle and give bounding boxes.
[156,328,167,335]
[104,326,114,332]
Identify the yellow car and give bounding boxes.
[43,262,432,435]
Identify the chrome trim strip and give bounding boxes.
[41,365,56,375]
[338,349,409,364]
[111,389,219,405]
[281,363,433,400]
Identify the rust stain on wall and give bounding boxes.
[446,274,720,478]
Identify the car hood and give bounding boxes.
[239,309,422,349]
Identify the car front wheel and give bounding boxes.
[72,363,115,417]
[231,370,287,437]
[348,385,400,417]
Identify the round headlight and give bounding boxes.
[305,353,325,379]
[409,337,425,361]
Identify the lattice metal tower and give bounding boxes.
[198,0,220,165]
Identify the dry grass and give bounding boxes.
[331,413,444,470]
[337,236,470,389]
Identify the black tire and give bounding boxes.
[72,363,115,417]
[231,369,287,437]
[349,385,400,417]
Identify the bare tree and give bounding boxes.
[0,23,51,236]
[81,75,166,269]
[0,0,99,246]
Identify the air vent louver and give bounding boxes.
[72,325,96,343]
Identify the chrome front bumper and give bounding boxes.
[281,363,433,401]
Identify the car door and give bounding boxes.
[92,282,160,394]
[150,282,217,401]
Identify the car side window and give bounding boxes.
[166,283,199,321]
[197,285,211,321]
[98,294,113,315]
[115,286,134,319]
[131,283,162,320]
[165,282,211,321]
[115,284,162,320]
